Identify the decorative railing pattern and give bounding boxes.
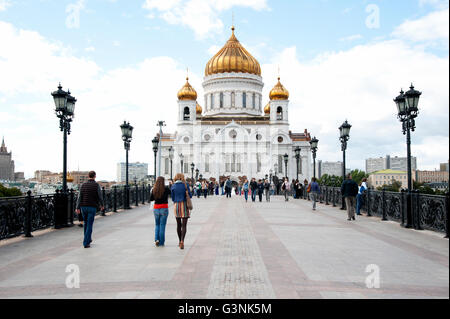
[302,186,449,237]
[0,185,151,240]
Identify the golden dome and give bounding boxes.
[269,77,289,100]
[205,27,261,76]
[67,173,74,183]
[196,103,202,115]
[264,102,270,114]
[177,77,197,101]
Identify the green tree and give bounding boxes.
[0,184,23,197]
[350,169,369,185]
[376,180,402,192]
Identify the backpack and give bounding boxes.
[307,184,312,193]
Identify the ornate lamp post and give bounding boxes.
[152,137,159,180]
[195,168,199,182]
[191,163,195,182]
[310,137,319,179]
[120,121,134,210]
[339,120,351,210]
[394,84,421,229]
[294,146,301,180]
[168,146,174,181]
[179,153,184,174]
[52,83,76,228]
[283,153,289,179]
[269,169,273,183]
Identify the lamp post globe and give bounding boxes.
[283,153,289,179]
[152,136,159,182]
[120,121,133,210]
[294,146,301,180]
[310,137,319,179]
[394,84,421,229]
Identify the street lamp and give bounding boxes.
[191,163,195,182]
[339,120,351,210]
[283,153,289,179]
[152,136,159,180]
[294,146,301,180]
[310,137,319,179]
[394,84,421,229]
[179,153,184,174]
[168,146,174,180]
[52,83,76,228]
[269,169,273,183]
[120,121,134,210]
[195,168,199,182]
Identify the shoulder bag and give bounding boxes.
[184,183,193,211]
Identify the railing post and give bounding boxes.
[123,186,127,210]
[445,192,449,239]
[142,186,145,204]
[382,187,387,221]
[69,189,75,225]
[366,187,372,217]
[113,186,117,212]
[24,191,33,238]
[102,187,106,216]
[135,184,139,207]
[400,189,406,226]
[325,186,329,205]
[413,190,423,230]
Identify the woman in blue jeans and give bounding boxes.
[150,176,171,247]
[243,179,249,202]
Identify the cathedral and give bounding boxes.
[157,27,313,183]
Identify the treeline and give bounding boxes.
[0,184,23,198]
[318,169,369,187]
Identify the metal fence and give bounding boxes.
[0,185,151,240]
[298,186,449,237]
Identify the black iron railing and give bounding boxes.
[300,186,449,237]
[0,185,151,240]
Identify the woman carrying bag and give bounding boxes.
[150,176,170,247]
[171,173,193,250]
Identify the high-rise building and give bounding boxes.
[0,137,15,181]
[366,155,416,173]
[317,160,351,178]
[117,162,148,182]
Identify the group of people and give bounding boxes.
[75,171,369,249]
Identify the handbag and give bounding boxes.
[184,183,193,211]
[307,184,312,193]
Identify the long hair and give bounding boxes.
[174,173,185,183]
[152,176,166,200]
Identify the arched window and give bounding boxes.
[205,154,210,173]
[184,107,190,121]
[277,106,283,120]
[252,93,256,109]
[243,92,247,108]
[220,92,224,108]
[231,92,235,107]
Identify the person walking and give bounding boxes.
[171,173,192,249]
[202,181,208,199]
[356,178,368,216]
[341,174,359,221]
[150,176,170,247]
[257,179,264,202]
[309,177,321,210]
[225,178,232,198]
[76,171,104,248]
[220,181,225,195]
[243,179,249,202]
[282,178,290,201]
[250,178,258,202]
[264,179,271,202]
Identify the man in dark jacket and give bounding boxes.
[76,171,104,248]
[250,178,258,202]
[341,174,359,221]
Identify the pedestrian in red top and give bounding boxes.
[150,177,171,247]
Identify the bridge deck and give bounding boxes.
[0,195,448,299]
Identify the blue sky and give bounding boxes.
[0,0,448,180]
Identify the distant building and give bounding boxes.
[416,170,449,184]
[366,155,417,174]
[368,169,416,189]
[69,171,90,185]
[317,160,350,178]
[440,161,449,172]
[34,170,53,182]
[14,172,25,182]
[117,162,148,182]
[0,138,15,181]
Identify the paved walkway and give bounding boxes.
[0,195,448,299]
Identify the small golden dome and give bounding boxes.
[269,77,289,100]
[205,27,261,76]
[264,102,270,114]
[67,173,74,183]
[177,77,197,101]
[196,103,202,115]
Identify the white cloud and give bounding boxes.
[339,34,363,42]
[0,0,11,11]
[207,45,221,55]
[261,38,448,171]
[84,46,95,52]
[142,0,269,39]
[419,0,449,9]
[392,8,449,47]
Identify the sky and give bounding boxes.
[0,0,448,181]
